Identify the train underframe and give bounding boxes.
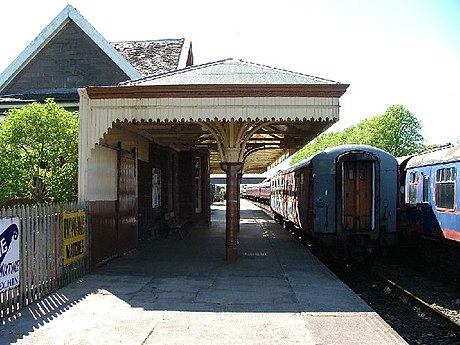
[274,213,397,265]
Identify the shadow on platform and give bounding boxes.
[0,200,378,345]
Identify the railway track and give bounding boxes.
[371,259,460,328]
[250,200,460,344]
[322,257,460,345]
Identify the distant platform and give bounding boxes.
[211,173,267,186]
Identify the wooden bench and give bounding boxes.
[164,212,188,239]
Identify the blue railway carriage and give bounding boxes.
[403,145,460,243]
[271,145,398,259]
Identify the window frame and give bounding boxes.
[422,174,430,203]
[408,171,418,206]
[435,166,456,211]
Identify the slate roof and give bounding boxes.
[122,58,342,86]
[0,96,35,116]
[112,39,191,77]
[2,89,79,102]
[0,5,193,110]
[0,90,79,115]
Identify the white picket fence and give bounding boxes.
[0,202,89,319]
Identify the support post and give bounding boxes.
[220,162,243,261]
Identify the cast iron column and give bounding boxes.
[220,162,243,261]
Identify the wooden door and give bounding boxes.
[117,151,137,254]
[342,160,374,231]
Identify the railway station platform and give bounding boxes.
[1,200,406,345]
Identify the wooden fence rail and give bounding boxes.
[0,202,89,319]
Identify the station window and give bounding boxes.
[435,167,456,210]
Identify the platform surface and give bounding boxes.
[1,200,407,344]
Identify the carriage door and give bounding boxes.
[342,159,375,231]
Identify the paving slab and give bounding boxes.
[0,200,407,345]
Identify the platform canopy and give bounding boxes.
[79,59,348,175]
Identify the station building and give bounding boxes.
[0,5,348,266]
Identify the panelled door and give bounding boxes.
[117,150,138,254]
[342,160,375,232]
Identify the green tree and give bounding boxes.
[291,105,424,164]
[291,127,353,164]
[0,99,79,203]
[357,105,424,157]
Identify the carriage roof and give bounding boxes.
[406,145,460,169]
[274,144,395,176]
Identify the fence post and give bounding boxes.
[1,202,90,320]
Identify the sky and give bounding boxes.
[1,0,459,145]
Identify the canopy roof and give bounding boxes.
[80,59,348,173]
[122,58,340,86]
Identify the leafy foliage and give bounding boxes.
[291,126,359,164]
[0,99,79,203]
[291,105,425,165]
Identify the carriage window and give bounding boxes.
[348,169,354,181]
[299,173,304,200]
[409,171,418,206]
[422,175,430,203]
[294,176,300,198]
[435,167,456,210]
[359,168,366,181]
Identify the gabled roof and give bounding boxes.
[122,58,342,86]
[111,39,193,77]
[0,4,141,92]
